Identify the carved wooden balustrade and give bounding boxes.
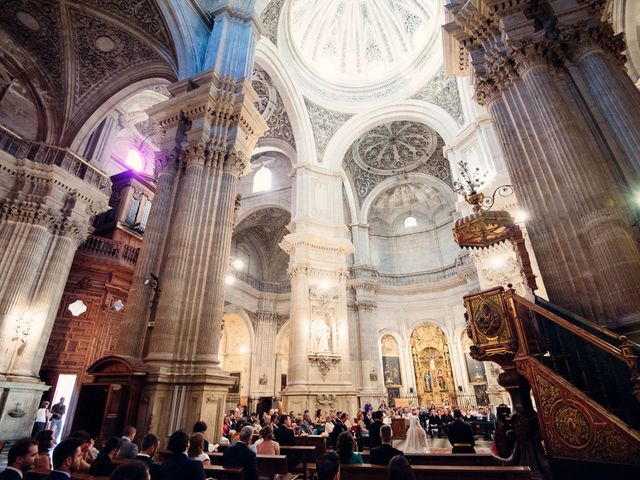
[464,286,640,465]
[79,235,140,265]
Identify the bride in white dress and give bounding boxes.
[404,416,431,454]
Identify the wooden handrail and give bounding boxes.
[510,291,627,362]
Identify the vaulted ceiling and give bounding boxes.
[0,0,179,145]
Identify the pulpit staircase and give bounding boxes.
[464,286,640,479]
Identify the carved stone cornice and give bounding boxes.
[308,354,341,380]
[308,286,340,305]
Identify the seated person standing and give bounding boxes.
[222,426,258,480]
[369,425,403,466]
[448,409,476,454]
[135,434,161,480]
[89,436,120,477]
[316,452,340,480]
[117,425,139,460]
[160,431,205,480]
[0,438,37,480]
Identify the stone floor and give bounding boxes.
[392,436,492,454]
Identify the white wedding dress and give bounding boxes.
[404,416,431,454]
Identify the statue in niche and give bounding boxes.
[311,311,332,352]
[437,368,446,391]
[423,370,433,391]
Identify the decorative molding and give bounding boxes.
[412,70,464,125]
[260,0,285,46]
[315,393,336,408]
[308,354,341,379]
[252,65,296,150]
[304,99,353,161]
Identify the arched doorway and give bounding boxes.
[219,312,253,409]
[411,324,455,407]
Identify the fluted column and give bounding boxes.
[0,152,109,439]
[444,0,640,332]
[249,312,279,398]
[116,151,179,359]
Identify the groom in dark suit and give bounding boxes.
[222,426,258,480]
[369,425,404,465]
[0,438,37,480]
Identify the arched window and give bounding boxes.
[404,215,417,228]
[252,166,272,193]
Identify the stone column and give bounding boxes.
[123,4,268,439]
[444,1,640,334]
[0,152,109,439]
[115,150,180,359]
[557,13,640,180]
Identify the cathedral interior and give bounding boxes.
[1,0,640,478]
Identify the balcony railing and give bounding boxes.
[352,254,473,287]
[79,235,139,265]
[234,270,291,293]
[0,124,111,195]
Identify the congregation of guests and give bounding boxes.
[2,401,509,480]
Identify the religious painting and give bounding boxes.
[474,384,490,406]
[382,356,402,386]
[465,352,487,383]
[387,387,400,407]
[411,324,455,406]
[229,372,241,394]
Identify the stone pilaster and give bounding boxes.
[280,232,357,415]
[0,151,109,438]
[444,1,640,334]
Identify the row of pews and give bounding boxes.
[23,434,530,480]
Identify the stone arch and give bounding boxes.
[255,40,317,165]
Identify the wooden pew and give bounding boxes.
[360,452,501,466]
[210,452,287,479]
[340,464,531,480]
[26,469,110,480]
[204,465,244,480]
[279,446,316,479]
[294,435,326,455]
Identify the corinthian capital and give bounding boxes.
[561,22,626,65]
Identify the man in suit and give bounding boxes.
[441,408,454,437]
[44,438,83,480]
[328,412,348,449]
[448,409,476,454]
[274,414,295,446]
[0,438,37,479]
[369,425,404,466]
[135,434,161,480]
[222,426,258,480]
[427,409,442,438]
[368,410,384,449]
[117,425,139,459]
[159,431,205,480]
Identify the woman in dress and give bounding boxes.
[336,431,363,465]
[188,433,211,466]
[404,416,430,454]
[252,425,280,455]
[31,401,50,437]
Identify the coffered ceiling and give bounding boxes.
[0,0,178,145]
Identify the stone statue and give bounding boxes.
[311,313,331,352]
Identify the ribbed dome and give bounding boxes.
[289,0,435,85]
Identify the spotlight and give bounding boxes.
[225,275,235,285]
[231,258,244,270]
[126,149,144,172]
